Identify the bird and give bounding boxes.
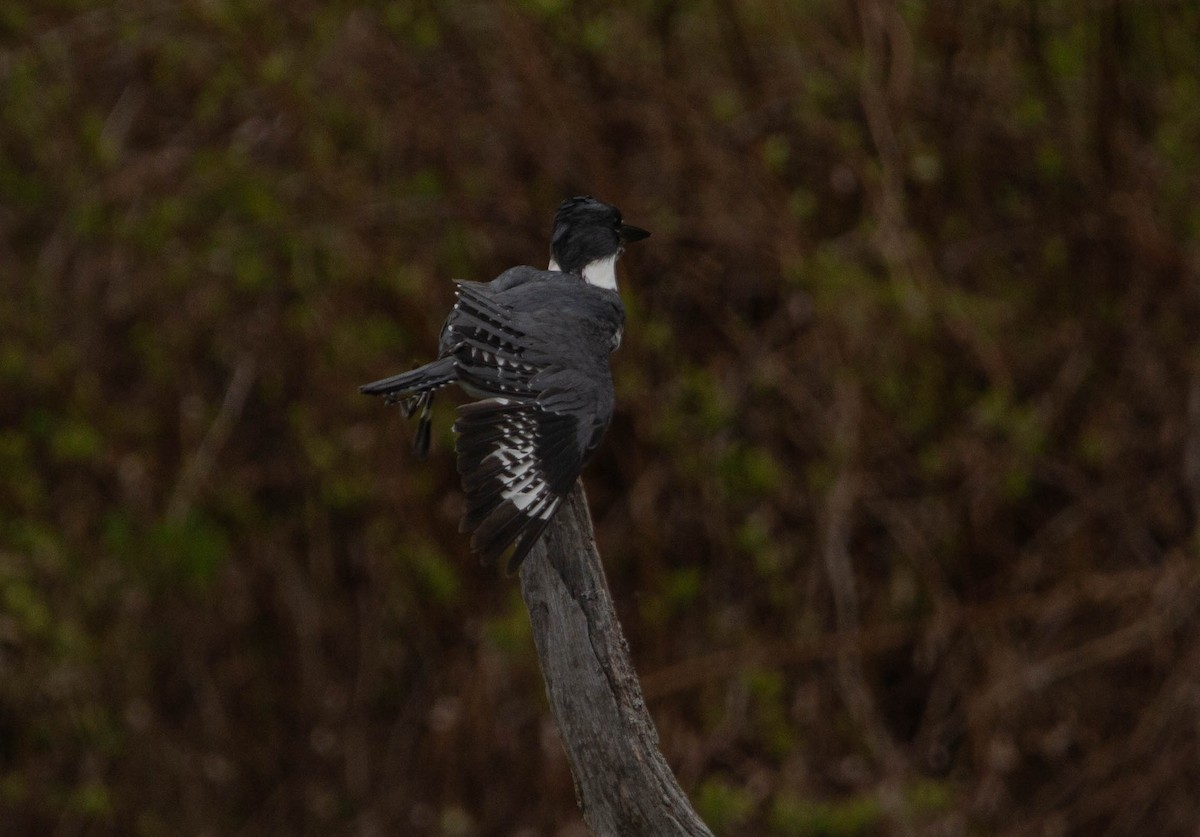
[361,196,649,573]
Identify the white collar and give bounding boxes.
[547,256,618,290]
[581,254,618,290]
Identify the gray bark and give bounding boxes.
[518,481,714,837]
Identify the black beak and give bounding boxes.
[619,223,650,243]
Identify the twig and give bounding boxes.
[167,354,257,523]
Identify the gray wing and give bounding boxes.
[385,268,576,461]
[436,267,550,358]
[447,276,621,572]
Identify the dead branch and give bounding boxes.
[518,482,712,837]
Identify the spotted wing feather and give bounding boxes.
[440,284,543,399]
[454,398,583,573]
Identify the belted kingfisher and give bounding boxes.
[361,197,649,572]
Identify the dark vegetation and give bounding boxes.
[3,0,1199,833]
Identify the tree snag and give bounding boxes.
[518,481,713,836]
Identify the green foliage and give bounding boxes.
[719,443,784,502]
[695,776,755,833]
[404,542,462,605]
[640,565,703,627]
[770,793,883,836]
[2,576,52,637]
[483,589,535,658]
[769,780,956,835]
[103,513,230,591]
[744,667,796,758]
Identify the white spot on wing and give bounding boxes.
[479,414,552,512]
[504,459,534,481]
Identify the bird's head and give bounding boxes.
[548,196,649,289]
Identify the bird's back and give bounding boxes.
[442,267,625,362]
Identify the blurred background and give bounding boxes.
[3,0,1200,834]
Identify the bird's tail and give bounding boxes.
[360,356,456,399]
[410,390,434,460]
[361,357,455,459]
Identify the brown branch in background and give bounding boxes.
[857,0,920,302]
[519,482,713,837]
[819,380,914,832]
[641,564,1191,699]
[166,354,257,523]
[986,583,1199,701]
[1082,627,1200,832]
[1186,364,1200,527]
[712,0,761,95]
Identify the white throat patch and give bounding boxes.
[581,255,618,290]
